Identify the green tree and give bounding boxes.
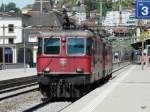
[84,0,113,16]
[0,2,21,13]
[106,0,113,11]
[112,0,133,10]
[0,3,6,12]
[122,0,133,8]
[6,2,21,13]
[58,0,76,7]
[68,0,76,6]
[85,0,94,16]
[6,2,16,11]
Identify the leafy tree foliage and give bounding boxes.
[0,2,21,13]
[0,3,6,12]
[112,0,133,10]
[84,0,113,16]
[57,0,76,7]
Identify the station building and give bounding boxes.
[0,13,22,64]
[0,0,85,66]
[21,0,64,66]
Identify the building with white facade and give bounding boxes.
[102,9,137,35]
[72,4,86,25]
[103,10,132,27]
[0,14,22,64]
[21,0,65,67]
[0,0,78,67]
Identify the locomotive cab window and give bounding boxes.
[44,38,60,55]
[67,38,85,55]
[38,38,42,55]
[86,38,93,55]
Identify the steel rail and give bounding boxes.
[0,87,38,101]
[0,82,38,94]
[23,98,73,112]
[23,62,130,112]
[0,76,37,90]
[23,98,52,112]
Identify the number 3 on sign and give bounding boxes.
[142,6,149,16]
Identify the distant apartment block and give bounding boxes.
[72,4,86,25]
[103,10,132,27]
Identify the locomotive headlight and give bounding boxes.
[76,68,84,73]
[44,67,50,73]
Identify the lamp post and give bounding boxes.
[2,25,6,70]
[22,27,26,72]
[99,0,103,25]
[21,25,32,72]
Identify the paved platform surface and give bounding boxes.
[0,68,36,81]
[62,65,150,112]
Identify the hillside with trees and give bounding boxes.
[57,0,133,16]
[0,0,133,16]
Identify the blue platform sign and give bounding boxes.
[136,0,150,19]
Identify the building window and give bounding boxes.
[9,38,14,44]
[8,24,14,33]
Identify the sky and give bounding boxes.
[0,0,35,8]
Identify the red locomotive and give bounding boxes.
[37,30,112,99]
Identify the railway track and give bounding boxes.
[0,87,38,101]
[0,76,38,101]
[21,62,131,112]
[111,62,130,80]
[112,62,130,73]
[0,62,130,112]
[23,98,52,112]
[0,75,37,90]
[0,82,38,94]
[23,98,73,112]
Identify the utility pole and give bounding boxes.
[2,25,6,70]
[100,0,102,17]
[99,0,102,25]
[40,0,43,13]
[23,27,26,72]
[22,25,32,72]
[118,0,122,63]
[119,0,122,25]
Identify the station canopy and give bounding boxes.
[131,39,150,50]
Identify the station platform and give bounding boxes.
[0,68,36,81]
[0,61,125,82]
[0,61,123,82]
[62,65,150,112]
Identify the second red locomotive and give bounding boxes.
[37,29,112,99]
